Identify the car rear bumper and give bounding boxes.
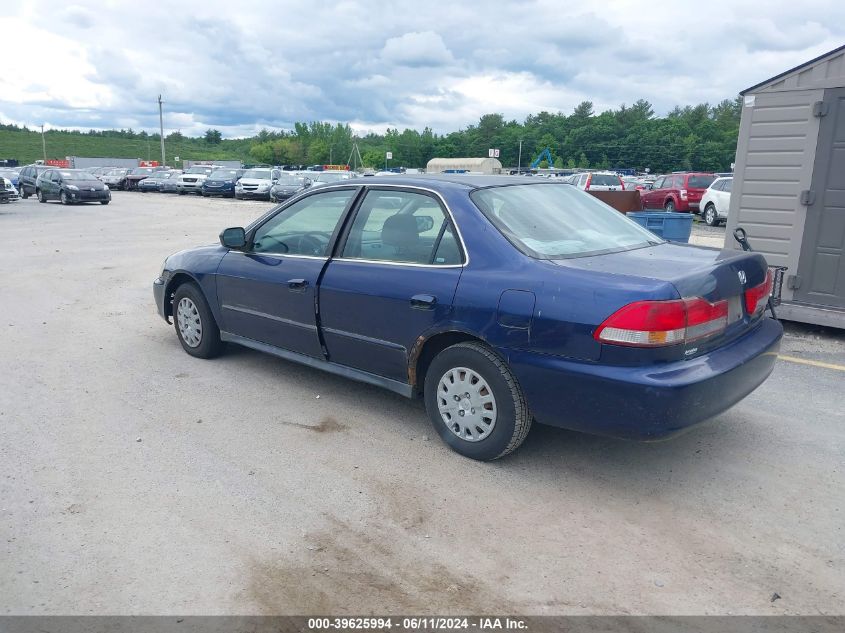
[506,317,783,440]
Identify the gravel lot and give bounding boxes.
[1,192,843,615]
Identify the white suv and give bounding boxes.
[235,167,281,200]
[699,177,732,226]
[176,166,215,195]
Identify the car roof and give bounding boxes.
[353,174,551,190]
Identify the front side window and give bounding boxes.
[251,189,356,256]
[471,184,660,259]
[652,177,665,189]
[341,189,461,265]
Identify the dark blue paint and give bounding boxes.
[154,176,783,440]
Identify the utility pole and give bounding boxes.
[329,146,333,164]
[517,139,523,174]
[158,95,166,165]
[41,125,47,162]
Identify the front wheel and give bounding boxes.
[20,188,29,199]
[424,342,532,461]
[172,283,223,359]
[100,200,110,205]
[664,199,675,212]
[704,204,718,226]
[37,189,46,203]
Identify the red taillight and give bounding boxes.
[620,179,625,190]
[594,297,728,347]
[744,269,773,316]
[585,174,592,190]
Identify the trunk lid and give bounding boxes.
[556,242,770,358]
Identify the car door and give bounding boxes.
[718,178,732,214]
[319,187,465,383]
[214,187,360,358]
[643,176,664,208]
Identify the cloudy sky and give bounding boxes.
[2,0,844,138]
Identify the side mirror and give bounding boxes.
[220,226,246,250]
[415,215,435,233]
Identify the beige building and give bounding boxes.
[425,157,503,175]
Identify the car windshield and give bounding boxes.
[314,172,350,182]
[59,170,95,181]
[210,169,239,179]
[688,175,716,188]
[470,184,661,259]
[186,166,213,174]
[107,169,128,175]
[276,173,305,185]
[242,169,272,179]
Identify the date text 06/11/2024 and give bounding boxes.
[307,617,528,630]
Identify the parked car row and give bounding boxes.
[117,164,359,201]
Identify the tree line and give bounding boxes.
[1,97,742,171]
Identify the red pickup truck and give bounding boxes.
[641,172,716,212]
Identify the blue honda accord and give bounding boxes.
[153,176,782,460]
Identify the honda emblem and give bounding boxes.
[738,270,747,285]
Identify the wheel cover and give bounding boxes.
[436,367,497,442]
[706,207,715,223]
[176,297,203,348]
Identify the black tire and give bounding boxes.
[100,200,110,205]
[177,190,185,195]
[703,204,718,226]
[172,282,223,359]
[20,187,29,199]
[60,191,70,205]
[664,199,675,212]
[424,342,532,461]
[122,181,129,191]
[37,189,46,203]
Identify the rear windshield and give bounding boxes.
[688,175,716,188]
[470,184,661,259]
[590,174,621,186]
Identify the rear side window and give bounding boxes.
[341,190,461,265]
[723,178,733,193]
[688,175,716,188]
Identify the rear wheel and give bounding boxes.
[704,204,718,226]
[664,199,675,212]
[20,187,29,199]
[172,283,223,359]
[100,200,110,205]
[424,342,531,461]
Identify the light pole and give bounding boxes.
[517,139,523,174]
[158,95,166,165]
[41,124,47,162]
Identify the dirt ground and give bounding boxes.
[1,192,843,615]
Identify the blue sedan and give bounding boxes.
[153,176,782,460]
